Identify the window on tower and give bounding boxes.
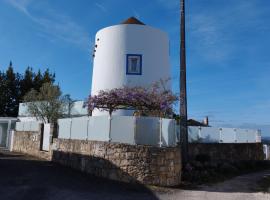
[126,54,142,75]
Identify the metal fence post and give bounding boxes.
[159,118,163,147]
[198,126,202,139]
[219,128,222,143]
[234,128,237,143]
[69,118,72,139]
[174,119,177,146]
[86,117,89,140]
[134,116,137,145]
[108,115,112,142]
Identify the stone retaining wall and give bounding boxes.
[13,129,264,187]
[52,139,181,186]
[13,130,51,160]
[189,143,264,161]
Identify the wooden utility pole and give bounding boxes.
[180,0,188,166]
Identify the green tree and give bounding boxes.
[20,67,55,98]
[5,65,20,116]
[0,63,21,116]
[20,67,34,97]
[0,62,56,117]
[0,71,7,115]
[23,82,71,123]
[33,70,43,91]
[42,69,55,84]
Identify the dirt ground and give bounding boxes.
[1,148,270,200]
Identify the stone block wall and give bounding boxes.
[189,143,264,162]
[12,128,265,187]
[13,130,51,160]
[52,139,181,186]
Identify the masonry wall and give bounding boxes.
[13,130,51,160]
[189,143,264,161]
[52,139,181,186]
[12,129,264,187]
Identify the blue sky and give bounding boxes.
[0,0,269,135]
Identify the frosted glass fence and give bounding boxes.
[58,117,261,146]
[57,116,177,147]
[15,121,40,132]
[15,117,261,146]
[184,126,261,143]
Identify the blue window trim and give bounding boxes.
[126,54,142,75]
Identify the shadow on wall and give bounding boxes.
[0,151,23,158]
[188,143,264,161]
[51,150,154,185]
[0,151,159,200]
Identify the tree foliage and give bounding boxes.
[23,83,71,123]
[0,62,55,117]
[87,80,178,117]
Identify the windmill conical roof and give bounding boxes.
[121,17,145,25]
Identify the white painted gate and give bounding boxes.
[42,123,50,151]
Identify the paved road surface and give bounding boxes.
[158,168,270,200]
[0,149,158,200]
[1,149,270,200]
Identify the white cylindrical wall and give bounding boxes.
[91,24,170,116]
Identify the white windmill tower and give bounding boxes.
[91,17,171,116]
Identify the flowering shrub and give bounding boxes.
[87,81,178,117]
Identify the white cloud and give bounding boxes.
[95,3,107,12]
[7,0,32,15]
[6,0,90,49]
[187,0,268,64]
[188,12,233,63]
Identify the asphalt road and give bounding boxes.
[158,168,270,200]
[1,148,270,200]
[0,149,158,200]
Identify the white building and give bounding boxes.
[18,101,88,122]
[0,117,17,148]
[91,17,171,116]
